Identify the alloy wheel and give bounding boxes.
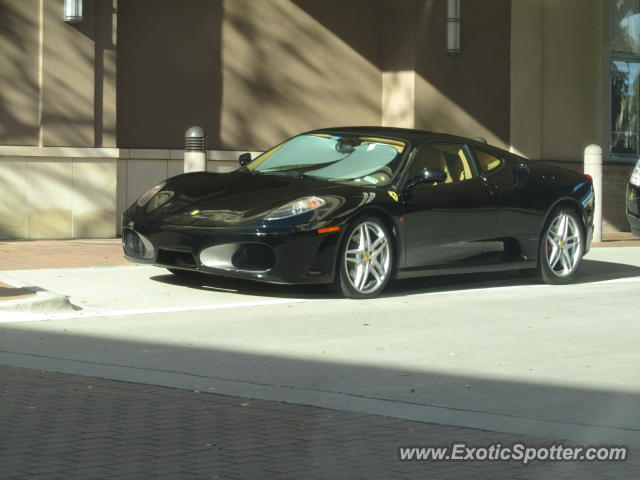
[343,221,391,294]
[544,211,583,278]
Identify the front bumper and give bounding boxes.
[122,222,342,285]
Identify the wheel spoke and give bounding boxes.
[559,214,569,239]
[560,249,573,273]
[371,235,385,249]
[372,257,386,277]
[345,249,360,264]
[548,243,561,269]
[369,263,382,283]
[372,241,388,257]
[358,263,370,289]
[357,225,366,251]
[362,225,371,250]
[565,235,579,249]
[353,263,365,288]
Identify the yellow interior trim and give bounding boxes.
[475,150,501,172]
[458,149,473,180]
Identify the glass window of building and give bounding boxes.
[611,0,640,157]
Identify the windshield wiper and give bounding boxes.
[259,170,317,179]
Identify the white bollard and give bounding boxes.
[584,144,602,243]
[184,126,206,173]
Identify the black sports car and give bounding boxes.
[627,158,640,237]
[122,127,594,298]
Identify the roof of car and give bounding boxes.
[305,126,486,146]
[302,126,525,162]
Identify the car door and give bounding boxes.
[470,146,533,252]
[402,142,499,269]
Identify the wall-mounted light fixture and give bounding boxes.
[64,0,83,23]
[447,0,460,54]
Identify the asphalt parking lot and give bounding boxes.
[1,240,639,478]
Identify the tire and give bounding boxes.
[332,216,394,299]
[536,207,584,284]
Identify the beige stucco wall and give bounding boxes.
[0,150,118,239]
[511,0,605,161]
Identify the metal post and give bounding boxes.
[184,126,206,173]
[584,144,603,242]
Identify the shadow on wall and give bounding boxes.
[117,0,223,150]
[0,0,115,147]
[0,0,40,145]
[413,0,511,149]
[293,0,511,149]
[116,0,510,152]
[221,0,382,151]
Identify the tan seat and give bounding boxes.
[446,148,473,181]
[420,150,452,184]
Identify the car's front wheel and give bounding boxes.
[333,217,393,299]
[537,207,584,284]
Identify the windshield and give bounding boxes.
[247,134,407,186]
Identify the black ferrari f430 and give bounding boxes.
[123,127,595,298]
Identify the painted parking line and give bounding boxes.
[0,298,316,324]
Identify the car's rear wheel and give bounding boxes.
[537,207,584,284]
[333,217,393,299]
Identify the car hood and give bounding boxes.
[133,170,368,227]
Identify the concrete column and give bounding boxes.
[584,144,603,242]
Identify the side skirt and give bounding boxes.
[394,260,537,280]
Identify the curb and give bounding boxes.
[0,274,78,314]
[0,289,77,313]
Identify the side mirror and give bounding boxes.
[406,170,447,190]
[239,152,252,166]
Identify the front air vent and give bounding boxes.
[123,228,148,258]
[231,244,276,271]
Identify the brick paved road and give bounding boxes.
[1,365,636,480]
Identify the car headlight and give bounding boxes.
[265,196,327,220]
[137,182,166,207]
[630,160,640,187]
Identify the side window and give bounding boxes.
[408,143,474,184]
[473,148,502,174]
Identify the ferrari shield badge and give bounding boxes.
[387,191,399,202]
